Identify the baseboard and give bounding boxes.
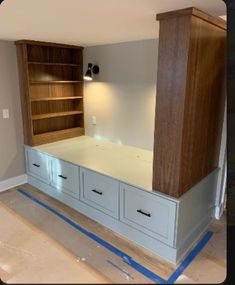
[0,174,28,192]
[176,213,212,264]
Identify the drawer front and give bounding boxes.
[51,158,79,199]
[120,183,177,246]
[80,168,119,219]
[27,149,50,184]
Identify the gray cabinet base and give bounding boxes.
[27,174,214,264]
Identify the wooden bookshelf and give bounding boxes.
[15,40,85,146]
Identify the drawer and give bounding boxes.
[51,158,79,199]
[27,149,50,184]
[120,183,177,246]
[80,168,119,219]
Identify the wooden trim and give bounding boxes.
[15,39,84,50]
[156,7,227,30]
[16,44,34,145]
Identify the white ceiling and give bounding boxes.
[0,0,226,47]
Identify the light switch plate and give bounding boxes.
[2,109,9,119]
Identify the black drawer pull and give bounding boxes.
[137,209,151,217]
[33,163,40,168]
[91,189,103,196]
[58,174,67,180]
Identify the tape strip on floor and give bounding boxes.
[17,188,213,284]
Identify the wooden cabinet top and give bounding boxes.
[157,7,226,30]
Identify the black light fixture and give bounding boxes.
[84,63,100,81]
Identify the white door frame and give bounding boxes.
[214,100,227,219]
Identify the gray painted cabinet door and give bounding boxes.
[120,183,177,247]
[51,158,79,199]
[27,149,50,184]
[80,168,119,219]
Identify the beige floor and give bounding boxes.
[0,184,226,284]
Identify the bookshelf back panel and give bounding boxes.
[31,100,83,115]
[28,65,82,81]
[27,45,82,64]
[33,115,84,135]
[29,84,83,99]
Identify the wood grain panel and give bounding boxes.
[152,15,192,196]
[31,96,83,102]
[31,100,83,115]
[29,83,83,99]
[157,7,226,30]
[16,39,83,49]
[15,40,84,146]
[153,8,226,198]
[33,115,84,135]
[32,111,83,120]
[33,128,85,145]
[16,44,34,145]
[180,17,226,194]
[28,65,82,81]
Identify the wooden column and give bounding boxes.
[152,7,226,198]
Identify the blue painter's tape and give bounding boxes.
[166,231,213,284]
[17,188,213,284]
[106,259,135,280]
[17,189,165,283]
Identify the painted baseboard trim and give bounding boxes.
[0,174,28,192]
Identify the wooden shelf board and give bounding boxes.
[33,127,85,145]
[31,96,83,102]
[28,62,80,67]
[30,80,83,84]
[32,110,83,120]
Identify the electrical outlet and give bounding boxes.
[92,116,97,125]
[2,109,9,119]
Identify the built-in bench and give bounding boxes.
[25,136,218,263]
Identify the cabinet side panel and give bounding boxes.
[16,44,33,145]
[152,15,191,197]
[175,170,218,260]
[180,17,226,195]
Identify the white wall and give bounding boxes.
[84,39,158,151]
[0,40,25,181]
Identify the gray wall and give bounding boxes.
[84,39,158,151]
[0,39,157,182]
[0,41,25,181]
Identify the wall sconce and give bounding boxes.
[84,63,100,81]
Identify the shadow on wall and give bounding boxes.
[83,39,158,151]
